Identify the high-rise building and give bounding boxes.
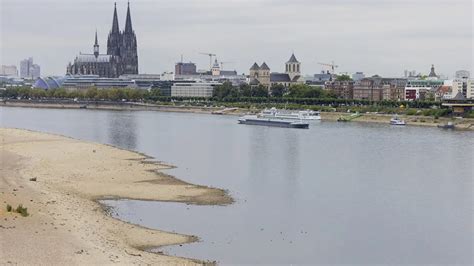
[67,3,139,78]
[455,70,470,79]
[19,57,40,79]
[0,65,18,76]
[449,69,472,99]
[30,64,41,79]
[20,57,33,78]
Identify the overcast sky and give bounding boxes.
[1,0,472,77]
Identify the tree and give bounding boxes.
[286,84,335,99]
[149,88,161,98]
[17,87,31,98]
[30,89,46,99]
[270,84,286,97]
[95,89,109,100]
[213,81,237,100]
[85,87,98,99]
[239,84,252,97]
[335,74,352,81]
[107,88,125,101]
[53,88,68,98]
[252,85,269,97]
[324,90,338,99]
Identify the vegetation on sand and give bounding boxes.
[5,203,29,217]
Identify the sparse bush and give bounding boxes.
[465,110,474,119]
[15,204,29,217]
[405,109,418,116]
[6,204,12,212]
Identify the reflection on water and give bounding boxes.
[107,112,137,150]
[1,107,472,265]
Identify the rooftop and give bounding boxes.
[260,62,270,70]
[287,53,299,63]
[270,73,291,82]
[75,54,112,63]
[250,63,260,71]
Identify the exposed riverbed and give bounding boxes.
[1,106,472,265]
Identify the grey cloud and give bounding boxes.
[1,0,472,77]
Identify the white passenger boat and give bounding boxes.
[238,115,309,129]
[390,116,406,126]
[260,108,321,121]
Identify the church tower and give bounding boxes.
[258,62,271,87]
[93,30,100,58]
[285,53,301,81]
[107,3,122,57]
[120,2,139,74]
[249,63,260,79]
[211,59,220,76]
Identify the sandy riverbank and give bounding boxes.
[0,128,232,265]
[320,112,474,130]
[1,100,221,114]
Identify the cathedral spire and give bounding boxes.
[124,1,133,33]
[94,30,99,58]
[111,2,120,33]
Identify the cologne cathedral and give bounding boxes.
[67,3,138,78]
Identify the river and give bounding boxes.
[1,106,472,265]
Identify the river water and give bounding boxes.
[1,106,472,265]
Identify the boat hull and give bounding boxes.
[437,125,455,129]
[238,118,309,129]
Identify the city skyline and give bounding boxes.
[1,0,472,77]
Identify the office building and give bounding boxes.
[1,65,18,76]
[61,75,137,90]
[20,57,40,79]
[405,79,443,100]
[325,80,354,99]
[455,70,470,79]
[352,72,365,81]
[467,80,474,99]
[171,82,221,97]
[354,77,407,101]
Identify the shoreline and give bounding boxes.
[0,128,232,265]
[2,100,473,130]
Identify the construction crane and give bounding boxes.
[220,61,234,69]
[199,52,217,71]
[318,61,339,74]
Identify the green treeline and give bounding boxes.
[1,83,442,111]
[0,87,159,101]
[212,82,337,99]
